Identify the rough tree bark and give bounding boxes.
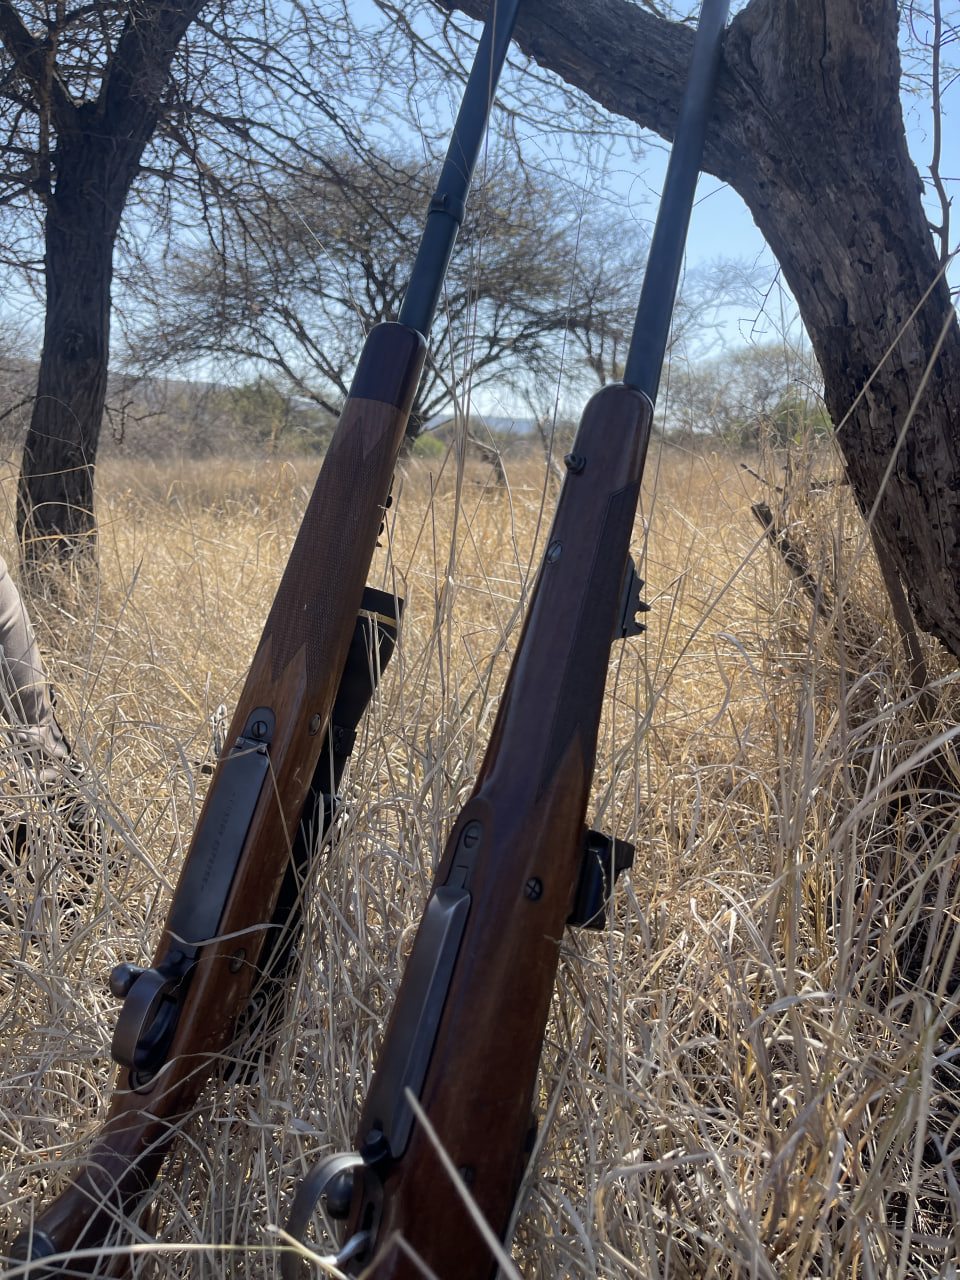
[441,0,960,662]
[0,0,207,567]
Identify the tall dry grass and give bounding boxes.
[0,427,959,1278]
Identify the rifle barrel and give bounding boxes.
[624,0,729,401]
[398,0,521,337]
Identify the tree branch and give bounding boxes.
[0,0,74,119]
[433,0,700,150]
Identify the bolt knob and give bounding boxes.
[109,963,146,1000]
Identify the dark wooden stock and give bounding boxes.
[352,383,653,1280]
[16,323,426,1275]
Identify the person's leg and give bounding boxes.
[0,556,71,784]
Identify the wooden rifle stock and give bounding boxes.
[10,324,424,1275]
[283,385,652,1280]
[356,386,653,1280]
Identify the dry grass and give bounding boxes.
[1,427,959,1279]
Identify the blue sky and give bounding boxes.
[6,0,951,421]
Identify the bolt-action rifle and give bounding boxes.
[9,2,522,1272]
[283,2,730,1276]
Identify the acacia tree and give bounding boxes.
[125,147,751,444]
[0,0,648,566]
[434,0,960,663]
[123,151,663,439]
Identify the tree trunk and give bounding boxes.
[13,0,207,570]
[18,118,120,565]
[718,2,960,660]
[442,0,960,660]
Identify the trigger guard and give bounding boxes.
[283,1152,364,1280]
[111,967,180,1073]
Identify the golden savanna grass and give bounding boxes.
[1,426,959,1278]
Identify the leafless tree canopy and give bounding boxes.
[123,151,661,435]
